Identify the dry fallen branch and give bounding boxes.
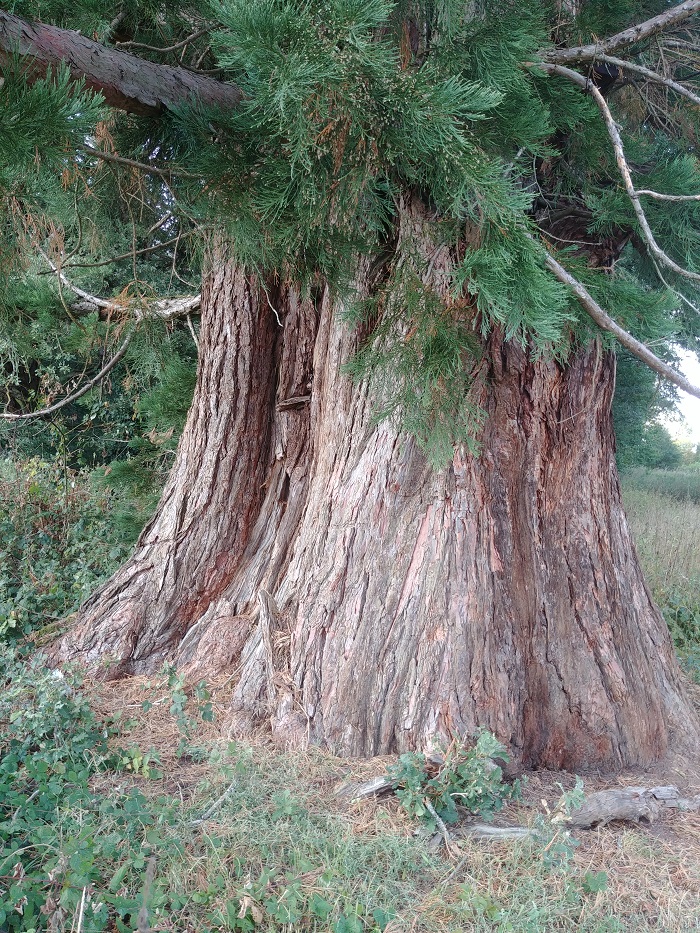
[567,785,700,829]
[339,770,700,844]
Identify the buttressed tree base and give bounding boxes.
[1,0,700,770]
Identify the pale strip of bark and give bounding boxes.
[337,775,396,800]
[258,589,278,709]
[0,9,243,116]
[540,245,700,401]
[461,824,538,840]
[276,394,312,411]
[539,63,700,285]
[189,779,238,826]
[543,1,700,65]
[588,53,700,108]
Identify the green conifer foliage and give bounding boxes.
[1,0,700,466]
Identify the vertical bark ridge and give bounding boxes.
[56,256,285,671]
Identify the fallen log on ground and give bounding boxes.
[338,774,700,837]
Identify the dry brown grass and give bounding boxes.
[623,483,700,607]
[82,672,700,931]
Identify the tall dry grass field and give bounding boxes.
[623,484,700,600]
[623,481,700,681]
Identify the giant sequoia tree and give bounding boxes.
[2,0,700,769]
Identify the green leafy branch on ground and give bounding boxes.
[387,731,521,830]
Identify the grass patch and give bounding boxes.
[623,481,700,681]
[3,656,698,932]
[623,466,700,504]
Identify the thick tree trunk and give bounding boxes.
[57,231,699,771]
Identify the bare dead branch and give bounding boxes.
[0,327,136,421]
[540,243,700,401]
[538,63,700,284]
[116,26,214,54]
[1,254,202,421]
[590,53,700,107]
[61,234,185,269]
[637,189,700,201]
[39,248,201,320]
[544,1,700,65]
[650,256,700,316]
[80,145,197,180]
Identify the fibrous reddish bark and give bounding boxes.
[58,216,700,771]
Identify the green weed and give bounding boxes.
[387,731,521,830]
[0,458,128,642]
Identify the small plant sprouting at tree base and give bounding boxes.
[386,732,521,831]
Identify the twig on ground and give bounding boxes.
[190,779,238,826]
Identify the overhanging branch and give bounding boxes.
[0,328,136,421]
[538,62,700,286]
[541,244,700,401]
[1,257,201,421]
[588,53,700,108]
[0,9,243,116]
[39,248,201,320]
[544,1,700,65]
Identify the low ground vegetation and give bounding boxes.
[0,458,699,931]
[2,652,699,932]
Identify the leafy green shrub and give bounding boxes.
[0,457,129,641]
[386,731,521,830]
[660,593,700,683]
[0,644,178,932]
